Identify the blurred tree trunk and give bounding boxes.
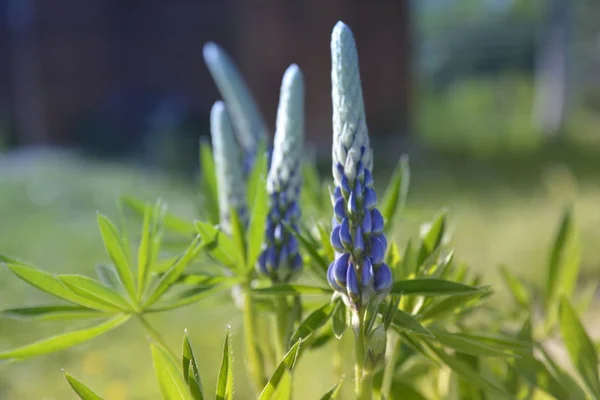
[7,0,47,144]
[533,0,571,137]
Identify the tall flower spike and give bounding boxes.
[203,43,268,169]
[327,22,392,311]
[210,101,248,234]
[257,64,305,282]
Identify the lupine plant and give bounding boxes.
[0,20,597,400]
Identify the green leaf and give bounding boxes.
[270,370,292,400]
[288,224,329,279]
[382,296,401,331]
[0,314,130,361]
[387,308,433,337]
[259,339,301,400]
[145,236,206,306]
[151,341,194,400]
[199,139,220,224]
[301,161,324,212]
[137,200,165,298]
[391,279,482,296]
[427,328,521,358]
[381,155,410,234]
[319,380,343,400]
[63,371,104,400]
[121,195,195,235]
[216,328,234,400]
[498,265,530,309]
[426,344,510,397]
[290,302,337,344]
[148,284,231,313]
[331,301,347,339]
[401,240,416,277]
[58,275,133,311]
[182,330,204,400]
[5,262,116,311]
[316,222,335,263]
[195,221,243,271]
[253,284,333,296]
[420,291,489,322]
[559,297,600,398]
[96,265,121,289]
[417,212,446,267]
[229,208,247,266]
[97,213,136,299]
[546,208,580,307]
[246,176,269,273]
[1,305,104,321]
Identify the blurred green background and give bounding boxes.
[1,0,600,399]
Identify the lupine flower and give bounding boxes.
[203,43,269,172]
[327,22,393,311]
[210,101,248,233]
[257,64,304,282]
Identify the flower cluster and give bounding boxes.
[210,101,248,232]
[327,22,392,311]
[257,65,304,282]
[203,42,269,173]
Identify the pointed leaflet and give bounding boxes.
[199,139,220,224]
[546,208,581,308]
[137,199,165,298]
[246,176,269,273]
[64,371,104,400]
[417,212,446,267]
[147,284,230,313]
[559,297,600,398]
[259,339,301,400]
[252,284,332,296]
[498,265,530,309]
[319,380,343,400]
[290,301,337,344]
[97,213,136,299]
[120,195,195,235]
[151,342,194,400]
[0,314,129,361]
[228,208,247,267]
[387,307,433,337]
[391,279,481,296]
[182,330,204,400]
[96,265,121,290]
[195,221,243,271]
[1,305,104,321]
[144,236,205,306]
[381,155,410,235]
[426,328,522,358]
[331,300,347,339]
[246,142,268,210]
[6,262,118,312]
[58,275,133,311]
[216,328,234,400]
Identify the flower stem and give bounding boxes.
[137,314,177,361]
[381,333,401,399]
[242,283,266,393]
[353,309,372,400]
[275,296,289,360]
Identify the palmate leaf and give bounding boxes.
[380,155,410,235]
[0,314,130,361]
[5,262,118,312]
[246,175,269,274]
[63,371,104,400]
[391,279,483,296]
[216,328,234,400]
[97,213,136,299]
[195,221,243,272]
[120,195,196,235]
[144,236,206,307]
[151,341,194,400]
[58,275,133,312]
[559,297,600,398]
[1,305,105,321]
[259,339,301,400]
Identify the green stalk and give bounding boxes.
[274,296,289,360]
[242,284,266,393]
[353,309,372,400]
[137,314,177,361]
[381,333,401,398]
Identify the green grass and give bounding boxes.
[1,149,600,399]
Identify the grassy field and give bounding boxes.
[1,148,600,399]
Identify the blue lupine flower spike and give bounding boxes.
[203,43,269,172]
[210,101,248,234]
[257,64,305,282]
[326,22,393,311]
